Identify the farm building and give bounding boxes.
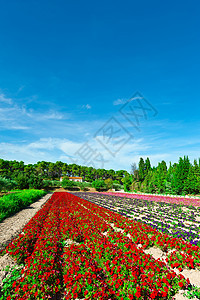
[60,176,83,182]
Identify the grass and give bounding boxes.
[0,189,47,222]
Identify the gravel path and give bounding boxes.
[0,193,52,251]
[0,193,52,288]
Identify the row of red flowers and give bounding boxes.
[4,192,193,299]
[6,193,63,299]
[60,194,189,299]
[77,193,200,270]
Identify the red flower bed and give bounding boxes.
[4,192,194,300]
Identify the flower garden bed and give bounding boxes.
[1,192,200,299]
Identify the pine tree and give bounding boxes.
[155,161,167,193]
[138,158,145,182]
[185,160,200,194]
[171,156,191,195]
[144,157,151,176]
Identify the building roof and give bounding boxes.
[69,177,82,179]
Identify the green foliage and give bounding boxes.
[15,173,29,190]
[75,181,91,191]
[0,189,47,222]
[28,174,43,189]
[14,173,44,190]
[130,156,200,196]
[171,156,191,195]
[122,174,133,192]
[43,179,53,189]
[104,178,113,190]
[61,179,80,190]
[92,179,107,192]
[0,265,23,300]
[184,160,200,194]
[62,176,69,181]
[138,158,145,181]
[144,157,151,176]
[0,158,129,186]
[184,285,200,299]
[0,177,17,192]
[43,179,61,189]
[1,155,200,196]
[113,182,123,191]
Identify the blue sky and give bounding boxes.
[0,0,200,172]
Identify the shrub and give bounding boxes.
[75,182,91,191]
[28,175,43,189]
[0,177,17,192]
[113,183,123,191]
[61,179,80,191]
[92,180,107,192]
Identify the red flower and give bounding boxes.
[178,282,184,288]
[135,291,141,298]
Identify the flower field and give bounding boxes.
[1,192,200,299]
[79,192,200,247]
[102,192,200,208]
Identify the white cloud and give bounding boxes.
[0,92,68,132]
[43,112,64,120]
[9,125,30,130]
[17,85,25,93]
[1,135,200,171]
[28,138,59,150]
[20,107,66,120]
[113,98,126,106]
[82,104,91,109]
[0,93,13,104]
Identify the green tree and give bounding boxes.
[155,160,167,193]
[171,156,191,195]
[122,174,133,192]
[0,177,17,192]
[104,178,113,190]
[138,158,145,182]
[144,157,151,176]
[185,160,200,194]
[15,174,29,189]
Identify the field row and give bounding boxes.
[76,192,200,247]
[2,192,200,299]
[103,193,200,208]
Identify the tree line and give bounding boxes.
[124,156,200,195]
[0,156,200,195]
[0,159,128,191]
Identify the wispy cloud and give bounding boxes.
[42,110,64,120]
[113,98,126,106]
[0,93,13,104]
[16,85,25,94]
[81,104,91,109]
[0,93,68,132]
